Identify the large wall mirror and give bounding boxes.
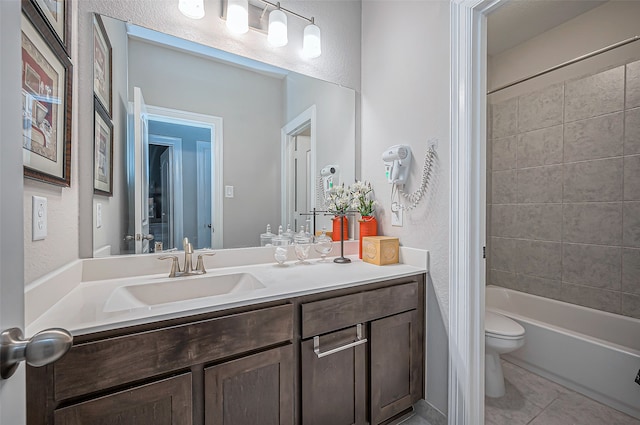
[92,14,356,256]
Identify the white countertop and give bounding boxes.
[26,246,427,337]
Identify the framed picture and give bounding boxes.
[29,0,70,55]
[94,98,113,196]
[21,5,72,186]
[93,14,112,116]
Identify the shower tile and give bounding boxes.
[517,204,563,242]
[492,170,517,204]
[622,293,640,320]
[565,66,624,122]
[513,274,563,300]
[529,391,640,425]
[517,125,563,168]
[563,203,623,245]
[563,158,623,202]
[491,98,518,139]
[559,283,621,314]
[490,269,517,288]
[622,248,640,295]
[562,243,622,290]
[626,108,640,155]
[563,112,624,162]
[623,202,640,248]
[518,83,564,133]
[492,136,517,171]
[490,237,517,273]
[627,60,640,110]
[517,165,563,203]
[515,240,562,280]
[624,155,640,200]
[491,204,519,238]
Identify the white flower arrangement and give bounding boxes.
[326,183,353,215]
[350,180,377,217]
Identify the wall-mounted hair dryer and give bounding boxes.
[320,164,340,192]
[382,145,412,184]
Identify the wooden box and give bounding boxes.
[361,236,399,266]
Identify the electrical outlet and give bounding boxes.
[225,185,234,198]
[391,202,403,227]
[32,196,47,241]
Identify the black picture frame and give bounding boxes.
[93,97,114,197]
[21,1,73,187]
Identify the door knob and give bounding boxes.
[0,328,72,379]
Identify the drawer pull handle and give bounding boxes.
[313,323,367,358]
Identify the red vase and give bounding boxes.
[359,216,378,259]
[332,216,349,241]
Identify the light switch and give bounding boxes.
[32,196,47,241]
[225,185,234,198]
[96,203,103,228]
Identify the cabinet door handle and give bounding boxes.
[313,323,367,358]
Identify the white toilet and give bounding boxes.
[485,310,525,398]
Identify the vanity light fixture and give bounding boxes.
[178,0,205,19]
[302,18,321,58]
[267,4,288,47]
[226,0,249,34]
[222,0,322,57]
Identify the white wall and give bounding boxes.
[23,1,79,283]
[488,1,640,100]
[127,39,283,248]
[22,0,362,281]
[92,17,129,256]
[285,72,356,231]
[361,0,450,415]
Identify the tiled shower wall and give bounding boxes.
[487,59,640,319]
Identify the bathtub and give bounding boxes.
[486,285,640,419]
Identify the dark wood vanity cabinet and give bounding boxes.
[27,274,424,425]
[300,279,424,425]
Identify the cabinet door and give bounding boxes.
[53,373,192,425]
[204,345,294,425]
[370,310,422,424]
[301,325,367,425]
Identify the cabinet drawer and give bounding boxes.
[301,281,418,338]
[54,304,293,401]
[54,373,192,425]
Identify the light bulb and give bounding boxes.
[303,23,321,58]
[178,0,205,19]
[268,8,288,47]
[226,0,249,34]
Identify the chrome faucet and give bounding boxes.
[158,237,215,277]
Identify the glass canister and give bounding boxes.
[260,224,275,246]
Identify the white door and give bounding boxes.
[1,1,26,422]
[133,87,151,253]
[160,147,174,249]
[196,141,212,249]
[294,135,312,231]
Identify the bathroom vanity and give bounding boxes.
[24,249,426,425]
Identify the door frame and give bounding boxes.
[148,135,184,250]
[449,0,501,423]
[196,140,212,249]
[281,105,317,230]
[1,0,26,422]
[146,105,224,249]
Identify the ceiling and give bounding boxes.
[487,0,608,56]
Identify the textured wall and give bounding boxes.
[488,60,640,319]
[361,0,450,415]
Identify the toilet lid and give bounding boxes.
[485,311,525,338]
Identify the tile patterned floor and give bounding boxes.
[486,359,640,425]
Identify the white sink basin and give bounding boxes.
[104,273,265,312]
